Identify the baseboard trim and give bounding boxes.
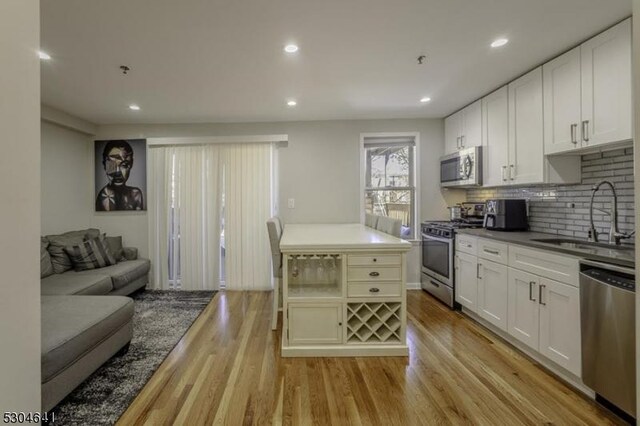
[406,282,421,290]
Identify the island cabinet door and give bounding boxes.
[287,303,343,345]
[538,278,581,377]
[507,267,540,351]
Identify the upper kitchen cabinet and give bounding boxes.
[444,99,482,155]
[481,86,509,187]
[544,19,631,155]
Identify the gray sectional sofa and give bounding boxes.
[40,228,151,411]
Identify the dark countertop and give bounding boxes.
[456,228,635,269]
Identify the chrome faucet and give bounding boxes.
[588,180,633,245]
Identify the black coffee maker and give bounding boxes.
[483,199,528,231]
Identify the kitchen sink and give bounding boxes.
[530,238,634,251]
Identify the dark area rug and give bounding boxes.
[48,290,217,426]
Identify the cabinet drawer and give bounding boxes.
[348,254,401,267]
[477,239,509,265]
[347,282,402,297]
[508,245,579,287]
[347,267,401,282]
[456,235,477,255]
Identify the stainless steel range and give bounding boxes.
[421,219,483,308]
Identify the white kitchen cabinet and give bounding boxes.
[580,18,632,149]
[538,278,581,376]
[288,303,343,345]
[544,19,631,155]
[543,48,582,155]
[455,252,478,312]
[477,259,508,331]
[508,68,544,185]
[481,86,509,187]
[444,100,482,154]
[507,267,540,351]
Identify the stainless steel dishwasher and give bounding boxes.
[580,260,636,419]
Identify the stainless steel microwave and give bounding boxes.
[440,146,483,188]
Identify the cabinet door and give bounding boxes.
[543,47,582,155]
[482,86,509,187]
[477,259,508,331]
[581,18,632,148]
[455,252,478,312]
[507,267,540,351]
[461,100,482,149]
[444,112,462,154]
[508,67,544,185]
[538,278,581,377]
[288,303,342,345]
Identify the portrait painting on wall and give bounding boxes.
[95,139,147,211]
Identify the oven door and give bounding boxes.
[421,234,453,287]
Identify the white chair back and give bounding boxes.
[376,216,402,238]
[266,217,283,278]
[365,213,378,228]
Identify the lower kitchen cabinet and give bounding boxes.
[477,259,508,331]
[538,278,581,376]
[288,303,343,345]
[507,267,540,350]
[455,252,478,312]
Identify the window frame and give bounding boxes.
[360,132,419,240]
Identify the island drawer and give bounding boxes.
[477,239,509,265]
[348,254,401,266]
[347,282,402,297]
[456,235,477,256]
[347,266,401,282]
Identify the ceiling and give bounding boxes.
[40,0,631,125]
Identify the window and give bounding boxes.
[363,135,417,239]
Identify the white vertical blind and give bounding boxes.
[148,147,171,289]
[222,143,273,290]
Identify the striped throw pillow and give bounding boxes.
[64,236,117,271]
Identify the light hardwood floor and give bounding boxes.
[118,291,625,425]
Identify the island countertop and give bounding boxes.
[280,224,412,253]
[456,228,635,268]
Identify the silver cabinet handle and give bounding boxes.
[484,248,499,255]
[477,263,482,279]
[582,120,590,143]
[460,135,465,148]
[369,287,380,293]
[456,136,461,149]
[509,164,515,181]
[571,123,578,145]
[369,271,380,277]
[529,281,536,302]
[539,284,546,306]
[501,165,507,182]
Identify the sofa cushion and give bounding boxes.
[104,236,124,261]
[76,259,150,290]
[41,272,113,296]
[40,239,54,278]
[45,229,101,274]
[41,295,134,383]
[64,236,117,271]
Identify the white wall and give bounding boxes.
[95,119,463,270]
[0,0,41,412]
[41,121,93,235]
[632,0,640,416]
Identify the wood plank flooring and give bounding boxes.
[118,291,625,425]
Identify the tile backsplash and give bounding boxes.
[466,147,635,241]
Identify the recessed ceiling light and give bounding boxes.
[420,97,431,103]
[128,104,141,111]
[38,51,51,60]
[490,38,509,48]
[284,44,299,53]
[287,100,297,107]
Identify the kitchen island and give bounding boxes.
[279,224,412,357]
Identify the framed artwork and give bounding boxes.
[95,139,147,211]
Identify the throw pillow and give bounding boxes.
[64,236,117,271]
[104,235,125,261]
[40,238,54,278]
[45,229,102,274]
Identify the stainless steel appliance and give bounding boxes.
[440,147,483,188]
[421,220,483,307]
[484,199,528,231]
[580,260,636,419]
